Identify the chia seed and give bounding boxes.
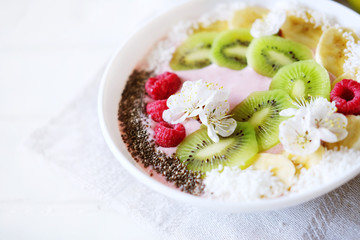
[118,70,204,195]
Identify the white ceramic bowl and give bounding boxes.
[98,0,360,212]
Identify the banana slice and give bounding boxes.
[315,27,359,78]
[331,69,360,89]
[193,21,228,33]
[280,14,323,49]
[253,153,295,187]
[284,146,324,170]
[229,6,269,29]
[326,115,360,150]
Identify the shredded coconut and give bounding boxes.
[343,37,360,82]
[203,166,286,201]
[204,147,360,201]
[291,147,360,192]
[250,10,286,38]
[278,0,334,30]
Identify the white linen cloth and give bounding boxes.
[27,70,360,240]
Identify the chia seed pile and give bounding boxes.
[118,70,204,195]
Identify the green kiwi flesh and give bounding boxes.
[176,122,258,172]
[231,90,292,151]
[246,36,313,77]
[170,32,219,71]
[270,60,331,101]
[210,29,253,70]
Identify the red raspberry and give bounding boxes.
[330,79,360,115]
[146,100,168,122]
[145,72,181,100]
[154,122,186,147]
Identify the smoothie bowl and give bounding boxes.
[98,0,360,212]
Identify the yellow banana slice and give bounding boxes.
[280,13,323,49]
[283,146,324,170]
[229,6,269,29]
[331,69,360,89]
[253,153,295,187]
[325,115,360,150]
[315,27,359,77]
[193,20,228,33]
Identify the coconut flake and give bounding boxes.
[203,166,286,201]
[343,38,360,82]
[291,147,360,192]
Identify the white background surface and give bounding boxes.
[0,0,352,239]
[0,0,184,239]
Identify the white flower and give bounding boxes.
[250,10,286,38]
[279,117,321,155]
[163,79,236,142]
[279,97,348,155]
[199,102,237,143]
[163,80,229,124]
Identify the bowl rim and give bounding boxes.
[98,0,360,212]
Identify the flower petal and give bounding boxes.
[207,124,219,143]
[317,128,338,143]
[279,108,299,117]
[162,109,188,124]
[320,113,348,142]
[215,118,237,137]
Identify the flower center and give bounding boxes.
[296,130,312,149]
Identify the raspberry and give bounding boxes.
[145,72,181,100]
[146,100,168,122]
[154,122,186,147]
[330,79,360,115]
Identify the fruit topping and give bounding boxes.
[154,122,186,148]
[170,32,219,71]
[176,122,258,172]
[331,71,359,89]
[146,100,168,122]
[210,28,253,70]
[230,6,269,29]
[330,79,360,115]
[193,21,228,33]
[252,153,295,187]
[231,90,292,151]
[315,27,359,78]
[283,146,324,170]
[246,36,313,77]
[270,60,331,101]
[145,72,181,100]
[280,13,323,49]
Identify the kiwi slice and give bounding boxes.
[270,60,331,101]
[246,36,313,77]
[176,122,258,172]
[170,32,219,71]
[231,90,292,151]
[210,29,253,70]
